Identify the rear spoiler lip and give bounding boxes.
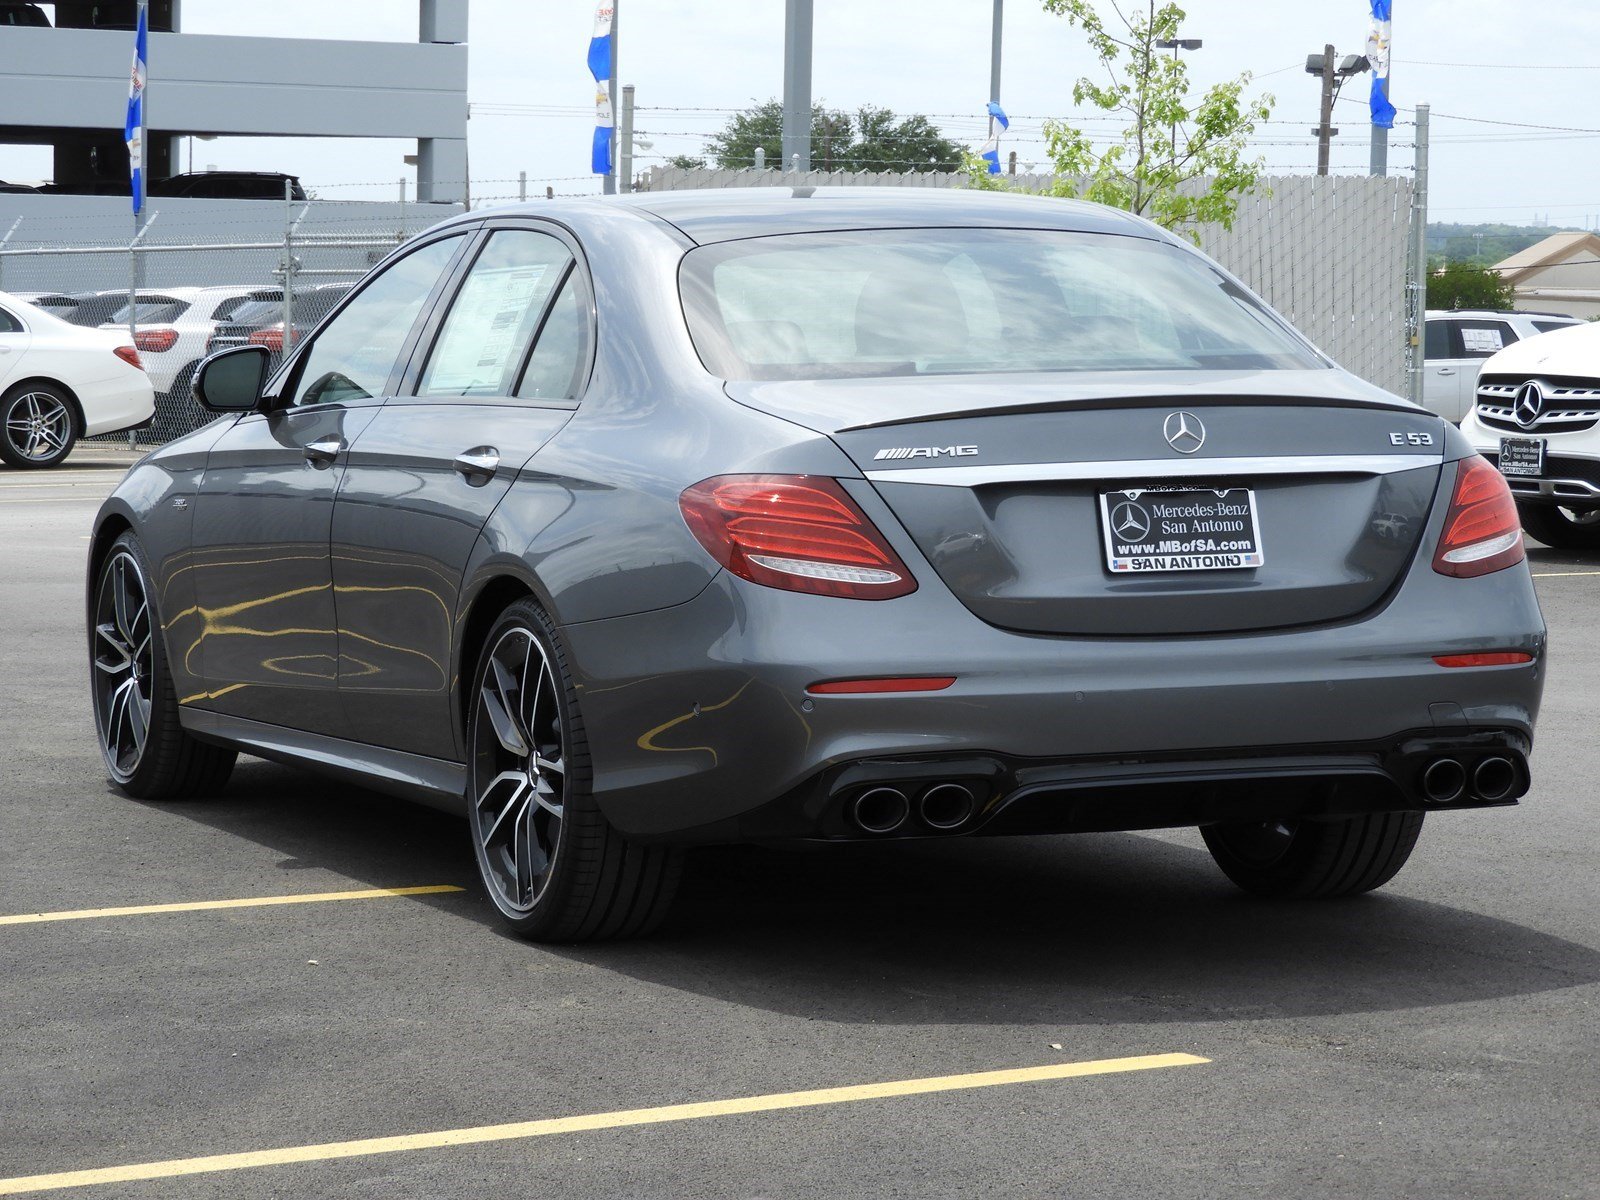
[862,452,1443,488]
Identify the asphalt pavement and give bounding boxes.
[0,459,1596,1199]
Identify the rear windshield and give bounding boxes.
[1533,320,1577,334]
[109,298,190,326]
[680,228,1324,381]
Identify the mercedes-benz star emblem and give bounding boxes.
[1111,500,1152,542]
[1515,381,1545,429]
[1163,411,1206,454]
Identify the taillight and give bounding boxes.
[112,346,142,370]
[133,327,178,353]
[1433,456,1525,578]
[248,325,285,353]
[679,474,917,599]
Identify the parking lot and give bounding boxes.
[1,456,1597,1199]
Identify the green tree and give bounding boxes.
[1427,260,1516,311]
[1024,0,1272,237]
[705,100,962,172]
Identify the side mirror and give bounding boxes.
[194,345,270,413]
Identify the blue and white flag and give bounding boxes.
[588,4,614,177]
[1367,0,1395,130]
[124,0,147,212]
[979,101,1009,174]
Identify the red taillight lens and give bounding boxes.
[112,346,142,370]
[807,676,956,694]
[1433,456,1525,578]
[1433,652,1533,668]
[248,325,285,353]
[132,327,178,353]
[680,474,917,599]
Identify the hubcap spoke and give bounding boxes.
[483,654,530,757]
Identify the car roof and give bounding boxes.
[467,186,1173,247]
[1426,308,1580,321]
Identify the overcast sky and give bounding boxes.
[5,0,1599,226]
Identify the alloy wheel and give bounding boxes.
[93,551,155,781]
[4,390,72,463]
[470,625,567,915]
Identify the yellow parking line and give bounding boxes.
[1531,569,1600,577]
[0,885,464,926]
[0,1053,1208,1195]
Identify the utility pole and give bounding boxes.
[1407,103,1430,408]
[603,0,619,194]
[1316,43,1336,176]
[989,0,1003,136]
[782,0,813,171]
[619,84,635,194]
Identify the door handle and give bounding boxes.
[1435,368,1456,376]
[453,447,500,486]
[304,437,343,468]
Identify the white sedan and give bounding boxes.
[0,290,154,468]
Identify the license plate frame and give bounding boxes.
[1099,487,1266,574]
[1498,436,1545,478]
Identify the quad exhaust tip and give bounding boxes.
[919,783,976,830]
[1421,758,1466,804]
[1473,756,1517,802]
[852,786,910,834]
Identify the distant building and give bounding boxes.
[0,0,467,202]
[1494,233,1600,321]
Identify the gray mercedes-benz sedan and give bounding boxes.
[86,188,1545,941]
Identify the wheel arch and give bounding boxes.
[453,572,538,754]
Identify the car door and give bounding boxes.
[1423,319,1466,421]
[332,224,593,759]
[187,232,470,734]
[0,302,30,391]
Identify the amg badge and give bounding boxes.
[873,445,978,461]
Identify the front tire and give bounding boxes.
[1517,503,1600,550]
[1202,811,1424,898]
[1,382,78,468]
[466,598,682,942]
[90,532,236,798]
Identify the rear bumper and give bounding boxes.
[563,554,1546,841]
[78,373,155,438]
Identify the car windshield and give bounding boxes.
[680,228,1324,381]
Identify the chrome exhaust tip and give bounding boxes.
[852,787,910,834]
[1473,756,1518,802]
[918,783,976,831]
[1421,758,1467,804]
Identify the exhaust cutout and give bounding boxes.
[852,787,910,834]
[1421,758,1466,804]
[1473,756,1518,802]
[919,783,976,831]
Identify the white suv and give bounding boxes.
[1424,309,1580,422]
[1461,319,1600,548]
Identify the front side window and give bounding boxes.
[419,230,571,398]
[291,235,464,407]
[680,228,1324,382]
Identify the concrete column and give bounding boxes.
[417,137,468,204]
[420,0,468,43]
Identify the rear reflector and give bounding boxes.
[248,325,286,353]
[112,346,142,370]
[680,474,917,599]
[1433,456,1525,578]
[1433,652,1533,668]
[807,676,956,695]
[133,327,179,353]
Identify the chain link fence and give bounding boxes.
[0,199,456,446]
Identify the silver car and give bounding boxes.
[87,189,1545,941]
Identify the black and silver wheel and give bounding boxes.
[1,382,77,468]
[467,598,681,941]
[1518,503,1600,551]
[91,532,236,798]
[1201,811,1424,898]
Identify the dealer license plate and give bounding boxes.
[1498,436,1545,478]
[1099,487,1265,573]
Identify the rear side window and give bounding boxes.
[1455,319,1517,358]
[1424,320,1450,359]
[419,229,571,398]
[290,235,465,407]
[516,273,591,401]
[0,306,22,333]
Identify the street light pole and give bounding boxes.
[1153,36,1202,167]
[782,0,814,172]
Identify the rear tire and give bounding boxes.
[1,382,78,468]
[1517,503,1600,550]
[90,532,237,798]
[466,597,682,942]
[1201,811,1424,898]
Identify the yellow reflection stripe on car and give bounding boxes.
[0,885,465,927]
[0,1053,1209,1195]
